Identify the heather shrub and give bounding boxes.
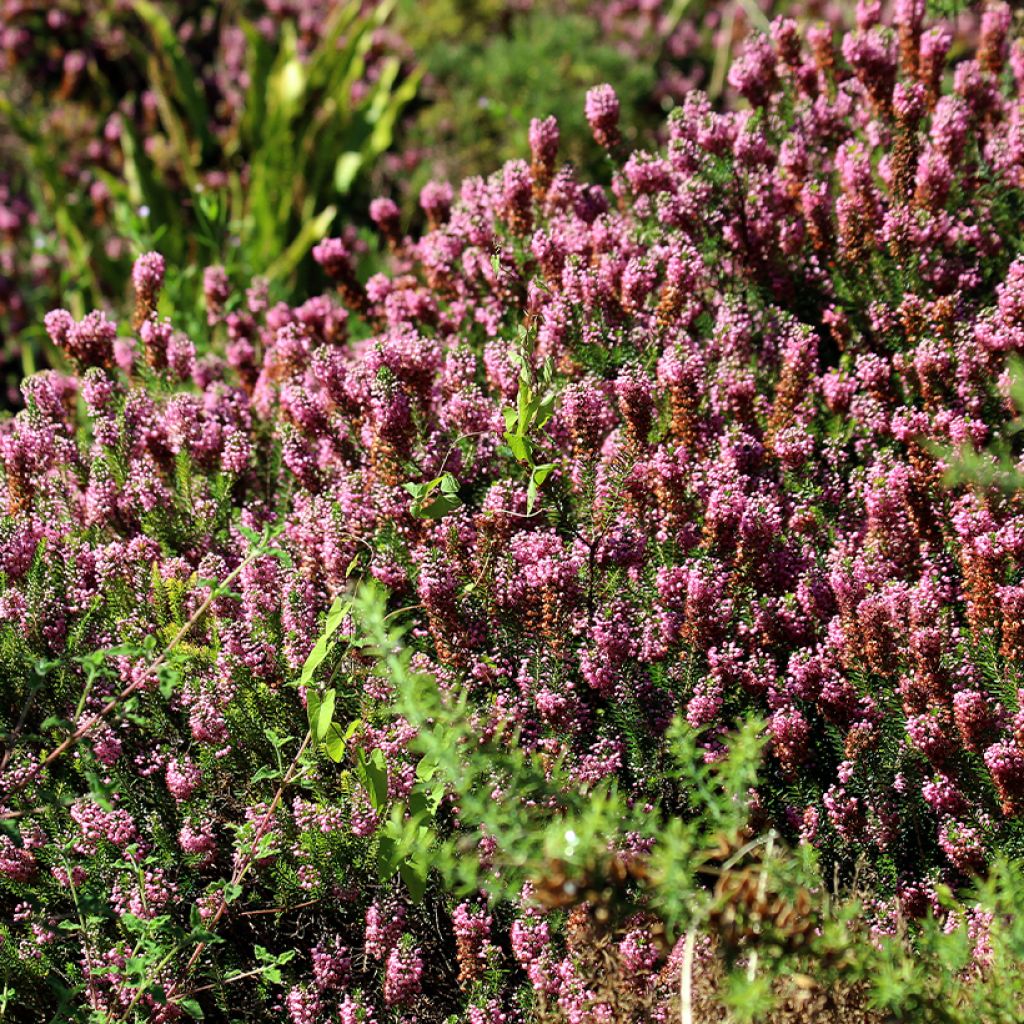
[0,0,417,402]
[4,1,1024,1020]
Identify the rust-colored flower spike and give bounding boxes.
[895,0,926,78]
[528,115,559,197]
[585,84,620,150]
[501,160,534,235]
[918,26,952,110]
[312,237,368,315]
[978,2,1012,78]
[419,180,453,230]
[369,197,402,251]
[807,24,836,86]
[891,82,925,205]
[131,251,166,330]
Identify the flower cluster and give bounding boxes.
[4,2,1024,1020]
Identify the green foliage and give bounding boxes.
[0,0,419,361]
[394,0,660,201]
[347,582,1024,1023]
[934,355,1024,492]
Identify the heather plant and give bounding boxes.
[0,0,417,400]
[5,1,1024,1020]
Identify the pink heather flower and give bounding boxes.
[203,265,231,323]
[529,115,559,186]
[285,986,320,1024]
[585,84,620,149]
[165,756,202,802]
[729,33,778,107]
[310,936,351,991]
[984,741,1024,814]
[452,902,493,983]
[939,820,986,874]
[365,900,406,959]
[419,181,453,226]
[179,821,217,865]
[0,838,37,882]
[369,197,401,241]
[131,251,165,298]
[339,996,377,1024]
[383,943,423,1006]
[618,928,658,974]
[45,309,117,368]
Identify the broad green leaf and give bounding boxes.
[376,835,398,879]
[299,596,351,688]
[324,722,347,763]
[334,152,365,194]
[504,432,531,462]
[359,749,389,810]
[407,788,429,820]
[399,857,428,903]
[316,688,336,741]
[416,494,462,519]
[325,596,351,636]
[306,688,322,735]
[532,463,554,486]
[517,381,531,430]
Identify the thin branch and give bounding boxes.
[680,927,697,1024]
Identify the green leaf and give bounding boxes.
[334,152,364,194]
[536,394,556,427]
[399,857,429,903]
[407,787,429,820]
[517,381,532,430]
[306,688,322,736]
[532,463,554,486]
[299,596,352,688]
[324,721,347,763]
[1010,355,1024,414]
[316,688,336,741]
[325,597,350,637]
[413,493,462,519]
[376,835,398,879]
[504,432,531,462]
[359,749,390,810]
